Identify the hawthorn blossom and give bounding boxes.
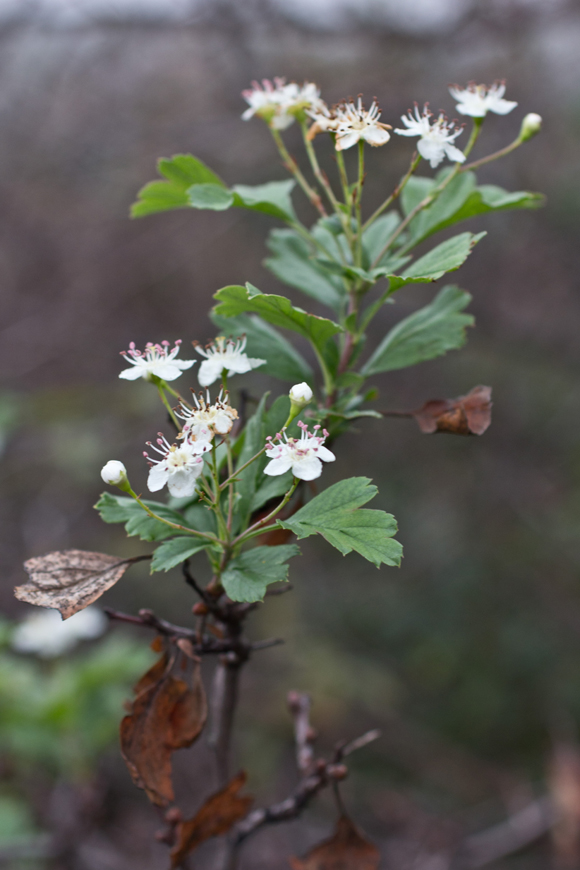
[145,435,207,497]
[289,383,313,403]
[195,336,266,388]
[119,340,195,382]
[449,82,517,118]
[264,421,335,481]
[306,103,339,139]
[395,105,465,168]
[101,460,127,486]
[242,78,324,130]
[333,98,391,151]
[177,390,238,444]
[12,607,107,658]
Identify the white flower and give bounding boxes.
[12,607,107,659]
[395,105,465,168]
[264,421,335,481]
[195,336,266,388]
[333,98,391,151]
[101,460,127,486]
[145,435,207,497]
[119,340,195,382]
[177,390,238,444]
[289,383,313,403]
[449,82,518,118]
[306,103,339,139]
[242,78,324,130]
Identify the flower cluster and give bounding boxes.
[177,390,238,443]
[194,336,266,387]
[119,340,195,382]
[394,104,466,168]
[242,78,324,130]
[264,421,335,481]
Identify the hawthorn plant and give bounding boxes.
[15,78,543,867]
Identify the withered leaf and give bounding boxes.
[15,550,136,619]
[290,815,380,870]
[413,385,492,436]
[170,771,253,867]
[121,652,207,807]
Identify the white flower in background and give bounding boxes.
[520,112,542,142]
[177,390,239,443]
[333,98,391,151]
[264,421,335,481]
[289,383,313,403]
[12,607,107,659]
[100,460,127,486]
[145,435,206,497]
[242,78,324,130]
[195,336,266,388]
[395,104,465,168]
[449,82,518,118]
[119,340,195,382]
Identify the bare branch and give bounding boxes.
[287,691,316,774]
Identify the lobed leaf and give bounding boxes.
[95,493,195,542]
[213,284,343,356]
[221,544,301,602]
[232,180,297,222]
[279,478,402,568]
[15,550,136,619]
[170,772,253,867]
[360,285,473,375]
[131,154,225,217]
[150,537,211,573]
[121,651,207,807]
[188,183,234,211]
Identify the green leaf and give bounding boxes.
[221,545,300,602]
[131,154,225,218]
[265,228,344,309]
[360,284,473,375]
[150,537,210,573]
[405,173,544,246]
[232,180,297,222]
[210,311,313,384]
[401,176,434,216]
[188,183,234,211]
[95,493,191,542]
[362,212,401,266]
[251,471,294,513]
[388,231,485,293]
[279,477,402,568]
[213,285,343,356]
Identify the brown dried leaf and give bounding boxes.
[15,549,134,619]
[290,815,380,870]
[414,385,492,436]
[170,771,253,867]
[121,653,207,807]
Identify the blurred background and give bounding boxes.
[1,0,580,866]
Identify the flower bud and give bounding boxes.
[101,460,129,490]
[290,382,313,403]
[519,113,542,142]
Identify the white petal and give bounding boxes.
[248,357,267,370]
[487,97,518,115]
[363,126,390,147]
[150,363,187,381]
[198,359,223,387]
[455,103,486,118]
[417,138,445,168]
[213,411,234,434]
[335,130,360,151]
[264,456,294,477]
[317,446,336,463]
[167,470,199,497]
[119,366,145,380]
[148,464,169,492]
[291,457,322,481]
[272,112,295,130]
[225,356,253,375]
[394,126,419,137]
[444,143,466,164]
[175,360,196,371]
